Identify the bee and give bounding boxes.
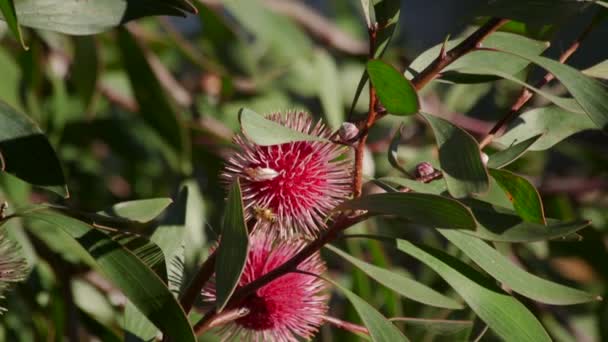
[253,206,276,223]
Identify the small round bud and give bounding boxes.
[338,122,359,142]
[480,152,489,166]
[415,162,435,178]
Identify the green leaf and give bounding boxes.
[439,230,600,305]
[99,198,173,224]
[477,0,592,24]
[337,192,476,229]
[377,177,447,195]
[420,113,489,198]
[1,0,195,35]
[21,209,195,342]
[238,107,328,146]
[316,50,343,129]
[367,60,419,116]
[0,100,67,197]
[489,169,545,224]
[406,32,548,82]
[0,0,27,49]
[396,240,551,342]
[495,106,596,151]
[326,245,463,309]
[325,276,409,342]
[215,179,249,312]
[487,134,542,168]
[482,49,608,132]
[583,59,608,80]
[359,0,374,27]
[117,28,191,173]
[461,200,589,242]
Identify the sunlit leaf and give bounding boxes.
[495,106,596,151]
[326,245,463,309]
[582,59,608,80]
[239,107,328,146]
[397,240,551,342]
[439,230,600,305]
[0,0,27,48]
[99,198,173,224]
[0,0,196,34]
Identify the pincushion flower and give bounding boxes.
[223,111,352,239]
[202,233,328,341]
[0,233,28,311]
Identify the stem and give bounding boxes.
[193,307,250,335]
[410,18,509,91]
[478,18,597,149]
[353,24,379,197]
[323,315,370,335]
[179,251,217,313]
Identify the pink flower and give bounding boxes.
[202,233,328,341]
[223,111,352,238]
[0,233,29,311]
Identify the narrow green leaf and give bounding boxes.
[21,210,195,342]
[238,107,328,146]
[377,177,447,195]
[367,60,419,116]
[1,0,195,35]
[461,200,589,242]
[387,125,410,176]
[99,198,173,224]
[495,106,596,151]
[373,0,401,57]
[478,0,592,24]
[582,59,608,80]
[439,230,600,305]
[325,276,409,341]
[359,0,374,27]
[396,240,551,342]
[215,179,249,311]
[326,245,463,309]
[489,169,545,224]
[337,192,476,229]
[487,134,542,168]
[483,49,608,132]
[0,100,67,197]
[316,50,343,129]
[420,113,489,198]
[0,0,27,49]
[117,28,190,173]
[406,32,548,82]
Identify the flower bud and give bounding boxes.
[480,152,489,166]
[244,167,280,181]
[338,122,359,142]
[415,162,435,178]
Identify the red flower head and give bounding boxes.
[223,111,352,239]
[202,233,328,341]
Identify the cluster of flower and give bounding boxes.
[202,111,353,341]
